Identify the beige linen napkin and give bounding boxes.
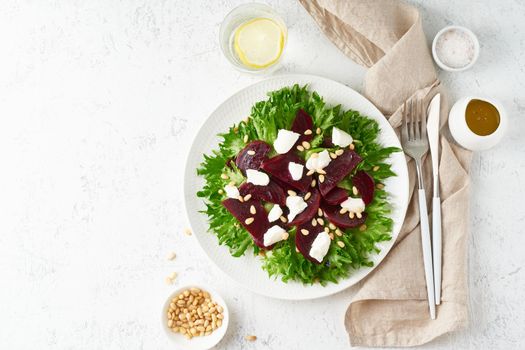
[299,0,472,346]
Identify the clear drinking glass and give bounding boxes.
[219,3,287,74]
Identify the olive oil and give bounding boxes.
[465,99,500,136]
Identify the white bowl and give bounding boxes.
[161,285,229,350]
[432,25,479,72]
[448,97,507,151]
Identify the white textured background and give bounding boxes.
[0,1,524,349]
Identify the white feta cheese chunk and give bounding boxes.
[340,197,366,214]
[288,162,304,181]
[305,150,331,171]
[309,231,331,263]
[246,169,270,186]
[267,205,283,223]
[273,129,300,154]
[332,127,353,147]
[224,184,240,199]
[286,195,308,222]
[263,225,289,247]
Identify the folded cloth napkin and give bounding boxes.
[299,0,472,346]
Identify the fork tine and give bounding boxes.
[409,99,415,141]
[421,98,427,139]
[402,101,408,142]
[414,99,420,140]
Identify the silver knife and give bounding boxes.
[427,93,441,305]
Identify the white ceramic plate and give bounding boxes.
[183,74,409,300]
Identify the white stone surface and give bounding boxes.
[0,0,524,349]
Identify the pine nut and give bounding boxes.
[349,143,355,150]
[316,218,324,225]
[247,150,255,155]
[218,189,224,194]
[318,174,325,183]
[335,229,343,236]
[328,223,336,230]
[337,241,345,248]
[376,183,384,189]
[296,145,305,151]
[310,152,319,158]
[317,168,326,175]
[339,207,348,214]
[304,192,312,200]
[245,217,254,225]
[287,190,297,196]
[359,224,367,231]
[317,208,323,216]
[302,141,311,149]
[329,233,334,240]
[301,229,309,236]
[311,179,317,187]
[373,165,380,171]
[349,212,355,219]
[324,227,330,233]
[311,218,317,226]
[243,194,252,201]
[352,186,358,195]
[249,205,256,214]
[316,127,321,134]
[304,129,312,135]
[279,216,287,223]
[306,169,315,176]
[220,173,229,180]
[356,212,362,219]
[245,335,257,341]
[243,135,249,143]
[335,149,344,156]
[330,152,337,159]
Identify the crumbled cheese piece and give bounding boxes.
[246,169,270,186]
[340,197,365,214]
[263,225,289,247]
[273,129,300,154]
[305,150,331,171]
[267,205,283,222]
[288,162,304,181]
[332,127,353,147]
[224,184,240,198]
[286,195,308,222]
[309,231,331,262]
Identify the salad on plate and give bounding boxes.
[197,85,399,285]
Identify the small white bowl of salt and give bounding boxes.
[432,25,479,72]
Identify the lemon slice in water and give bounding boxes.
[234,18,284,69]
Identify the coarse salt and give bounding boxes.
[435,29,475,69]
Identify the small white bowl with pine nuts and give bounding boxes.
[162,285,229,350]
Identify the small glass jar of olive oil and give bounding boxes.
[449,97,507,151]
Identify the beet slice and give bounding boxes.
[289,189,321,226]
[352,171,375,205]
[322,136,334,148]
[322,204,368,229]
[261,153,312,192]
[222,198,270,249]
[295,220,327,264]
[318,150,362,196]
[291,109,314,143]
[235,141,271,174]
[239,181,286,206]
[322,187,349,205]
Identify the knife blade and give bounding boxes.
[427,93,441,305]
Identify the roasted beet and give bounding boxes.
[322,136,334,148]
[295,220,326,264]
[239,181,286,206]
[322,204,368,229]
[322,187,348,205]
[289,189,321,226]
[318,150,362,196]
[261,153,312,192]
[222,198,270,248]
[291,109,314,144]
[352,171,375,205]
[235,141,271,174]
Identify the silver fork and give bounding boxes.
[401,98,436,320]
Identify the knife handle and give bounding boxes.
[432,196,442,305]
